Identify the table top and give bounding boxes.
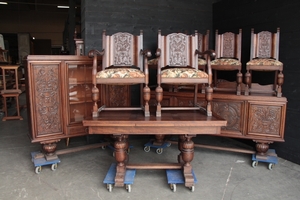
[83,109,227,135]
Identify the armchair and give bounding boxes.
[88,30,151,117]
[155,30,215,117]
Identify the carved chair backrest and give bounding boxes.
[215,29,242,60]
[157,30,198,69]
[250,28,280,60]
[102,30,143,70]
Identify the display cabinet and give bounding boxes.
[26,55,131,155]
[66,61,94,136]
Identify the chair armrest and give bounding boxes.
[88,49,104,87]
[195,49,215,84]
[140,49,152,58]
[195,49,216,60]
[155,48,161,57]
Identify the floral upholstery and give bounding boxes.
[211,58,241,66]
[96,68,145,78]
[148,58,158,65]
[161,68,208,78]
[246,58,283,66]
[198,58,207,65]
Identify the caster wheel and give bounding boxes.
[190,185,195,192]
[167,143,171,147]
[252,161,258,168]
[268,163,274,170]
[144,146,150,152]
[35,166,42,174]
[170,184,176,192]
[51,163,58,171]
[112,152,115,157]
[156,148,163,154]
[126,184,131,192]
[107,184,113,192]
[101,146,106,150]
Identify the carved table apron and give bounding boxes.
[82,110,227,188]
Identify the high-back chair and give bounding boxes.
[155,30,215,117]
[245,28,283,97]
[88,30,151,117]
[211,29,242,95]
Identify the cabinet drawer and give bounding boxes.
[67,125,88,136]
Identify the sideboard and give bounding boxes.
[149,89,287,155]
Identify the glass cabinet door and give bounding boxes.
[67,63,93,123]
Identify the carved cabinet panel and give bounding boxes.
[27,61,64,142]
[212,100,244,136]
[247,101,286,139]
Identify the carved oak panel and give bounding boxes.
[257,31,272,58]
[33,64,63,136]
[107,85,129,106]
[247,103,282,136]
[112,33,133,66]
[212,100,243,134]
[222,32,235,58]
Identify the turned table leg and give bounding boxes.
[177,135,185,164]
[113,134,128,187]
[180,134,196,188]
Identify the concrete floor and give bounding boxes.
[1,93,300,200]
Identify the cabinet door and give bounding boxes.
[246,101,286,139]
[67,62,94,124]
[212,99,245,136]
[28,62,64,141]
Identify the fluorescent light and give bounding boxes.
[57,5,69,9]
[0,2,8,5]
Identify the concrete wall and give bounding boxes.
[82,0,217,54]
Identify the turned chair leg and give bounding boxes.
[156,85,163,117]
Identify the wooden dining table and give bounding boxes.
[82,109,227,190]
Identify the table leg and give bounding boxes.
[177,135,185,164]
[181,135,195,188]
[113,134,128,187]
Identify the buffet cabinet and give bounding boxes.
[149,90,287,153]
[25,55,130,146]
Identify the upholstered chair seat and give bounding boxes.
[161,68,208,79]
[246,58,283,66]
[96,68,145,79]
